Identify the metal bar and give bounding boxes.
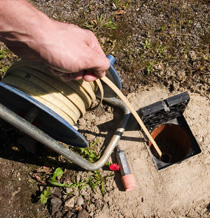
[0,98,130,170]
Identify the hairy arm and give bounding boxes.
[0,0,110,81]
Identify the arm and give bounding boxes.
[0,0,110,81]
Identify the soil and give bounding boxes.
[0,0,210,218]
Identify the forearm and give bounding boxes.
[0,0,109,81]
[0,0,51,53]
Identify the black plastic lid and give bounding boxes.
[138,92,190,132]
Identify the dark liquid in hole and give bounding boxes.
[160,154,171,163]
[151,140,185,163]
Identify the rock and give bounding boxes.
[77,196,84,206]
[64,211,75,218]
[206,78,210,85]
[177,70,186,81]
[122,82,129,90]
[85,133,95,142]
[66,187,73,195]
[71,214,78,218]
[77,209,89,218]
[166,67,175,77]
[154,63,164,71]
[94,199,102,208]
[105,106,113,113]
[189,50,197,61]
[73,188,79,196]
[79,118,86,127]
[65,197,75,208]
[53,211,62,218]
[129,85,135,92]
[50,197,62,216]
[51,187,62,198]
[76,174,81,183]
[80,187,91,200]
[86,203,95,213]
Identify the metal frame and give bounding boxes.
[0,97,130,170]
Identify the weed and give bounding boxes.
[87,170,114,196]
[38,167,64,204]
[73,139,100,163]
[36,139,113,204]
[0,65,9,74]
[155,44,168,58]
[0,47,8,59]
[37,166,113,204]
[40,186,51,204]
[103,18,116,30]
[112,0,132,10]
[38,167,87,204]
[143,40,151,50]
[48,168,87,189]
[0,45,18,75]
[160,25,166,31]
[84,14,116,31]
[147,64,153,75]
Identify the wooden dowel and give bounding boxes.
[101,76,162,157]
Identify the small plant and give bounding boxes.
[160,25,166,31]
[0,47,8,59]
[156,44,168,58]
[87,170,114,196]
[0,45,18,74]
[38,167,88,204]
[48,167,64,186]
[40,186,51,204]
[33,139,113,205]
[84,14,116,31]
[147,63,153,75]
[73,139,100,163]
[48,168,87,189]
[38,167,64,204]
[112,0,131,10]
[143,40,151,49]
[103,18,116,30]
[0,65,9,74]
[37,166,113,204]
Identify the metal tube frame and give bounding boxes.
[0,97,130,171]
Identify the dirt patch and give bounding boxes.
[93,85,210,218]
[1,85,210,218]
[0,0,210,217]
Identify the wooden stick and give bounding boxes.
[101,76,162,157]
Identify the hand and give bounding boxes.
[0,0,110,82]
[40,22,110,82]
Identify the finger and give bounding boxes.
[82,49,110,77]
[59,74,72,82]
[49,68,85,82]
[69,71,84,80]
[59,71,84,81]
[48,68,64,77]
[83,71,99,82]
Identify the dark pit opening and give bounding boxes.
[160,153,172,163]
[149,124,191,163]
